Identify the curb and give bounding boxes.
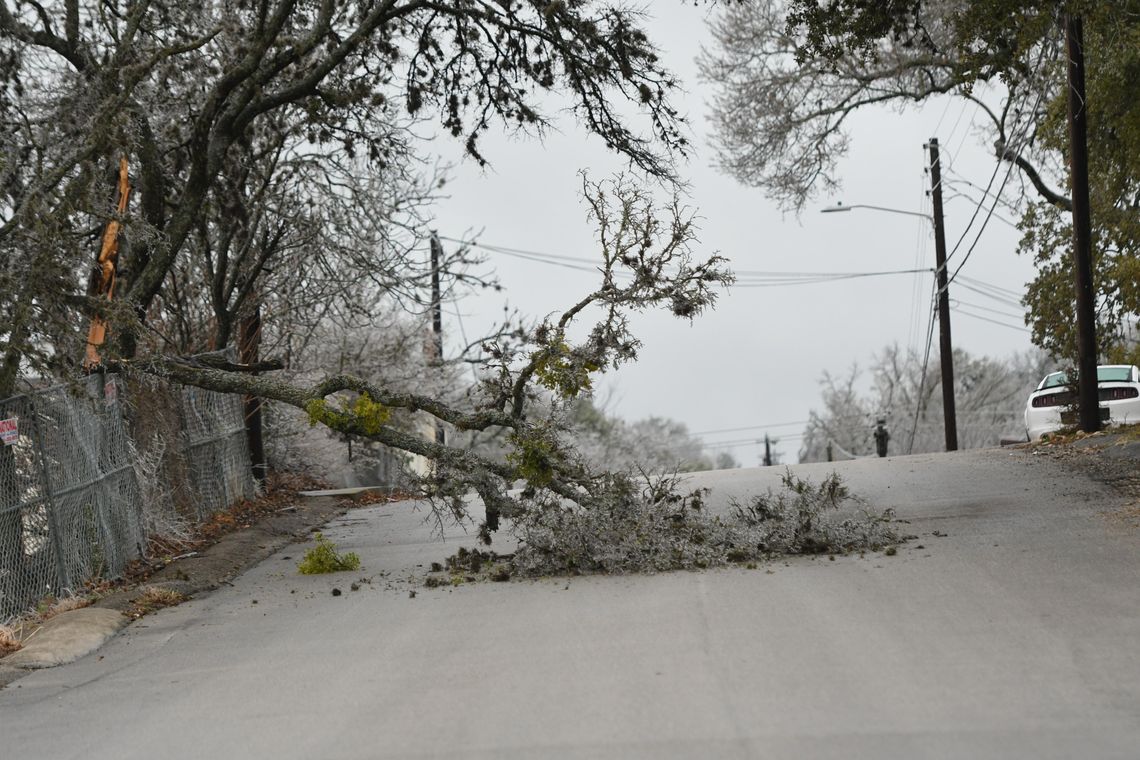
[2,608,128,670]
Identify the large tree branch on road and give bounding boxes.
[125,356,518,433]
[117,353,599,536]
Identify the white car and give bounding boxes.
[1025,364,1140,441]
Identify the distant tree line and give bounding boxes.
[799,344,1051,461]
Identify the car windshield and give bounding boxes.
[1041,372,1068,389]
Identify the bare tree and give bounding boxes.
[700,1,1140,365]
[568,396,722,473]
[0,0,706,579]
[123,175,733,541]
[698,0,1068,213]
[0,0,691,394]
[799,344,1050,461]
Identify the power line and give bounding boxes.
[954,281,1024,310]
[909,279,939,454]
[950,298,1025,321]
[942,190,1019,228]
[932,93,957,137]
[949,98,983,166]
[444,234,934,288]
[952,306,1031,332]
[943,171,1023,214]
[944,88,1047,288]
[439,236,594,264]
[488,248,603,274]
[945,161,1021,286]
[732,269,930,287]
[957,275,1023,298]
[691,420,811,436]
[908,173,932,357]
[703,435,806,450]
[733,266,923,278]
[942,155,1003,266]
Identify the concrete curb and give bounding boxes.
[3,608,128,670]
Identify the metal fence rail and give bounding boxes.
[0,374,255,621]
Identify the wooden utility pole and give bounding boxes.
[1065,13,1101,433]
[429,233,445,446]
[927,138,958,451]
[763,434,772,466]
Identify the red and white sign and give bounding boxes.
[0,417,17,446]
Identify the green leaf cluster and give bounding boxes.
[505,431,557,487]
[297,533,361,574]
[305,392,391,435]
[532,340,600,398]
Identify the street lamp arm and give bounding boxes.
[820,202,932,222]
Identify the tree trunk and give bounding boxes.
[239,305,267,488]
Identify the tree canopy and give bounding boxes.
[700,0,1140,363]
[0,0,733,544]
[0,0,692,390]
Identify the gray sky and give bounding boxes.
[428,4,1037,465]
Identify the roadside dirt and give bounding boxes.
[1020,426,1140,526]
[0,475,405,686]
[92,499,361,615]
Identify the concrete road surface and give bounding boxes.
[3,448,1139,759]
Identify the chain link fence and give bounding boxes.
[178,385,257,520]
[0,372,255,621]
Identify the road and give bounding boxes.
[2,447,1139,759]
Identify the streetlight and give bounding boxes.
[821,202,933,222]
[821,141,959,454]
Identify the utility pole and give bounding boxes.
[1064,14,1101,433]
[429,233,446,446]
[927,138,958,451]
[763,434,772,466]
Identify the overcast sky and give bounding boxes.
[427,4,1037,466]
